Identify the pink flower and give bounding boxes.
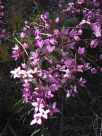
[77,65,84,72]
[26,70,34,78]
[39,109,50,119]
[77,0,84,4]
[34,27,40,36]
[69,30,76,37]
[53,29,60,36]
[10,67,21,78]
[35,40,44,48]
[66,90,71,98]
[55,17,59,24]
[78,47,86,55]
[61,26,69,35]
[50,84,60,92]
[65,3,75,13]
[90,39,98,48]
[74,36,80,41]
[91,68,97,74]
[22,43,29,49]
[69,30,80,41]
[78,77,86,86]
[30,109,50,125]
[23,87,31,103]
[47,102,60,116]
[21,63,27,69]
[62,69,70,78]
[66,86,78,98]
[20,32,26,39]
[99,54,102,60]
[44,12,49,19]
[49,38,57,45]
[12,44,21,60]
[30,113,42,125]
[17,70,27,78]
[91,23,101,37]
[45,45,55,53]
[45,23,50,30]
[11,68,34,80]
[45,91,54,98]
[78,29,83,36]
[68,42,75,49]
[32,98,45,112]
[32,58,39,66]
[30,50,38,59]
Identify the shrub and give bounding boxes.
[11,0,102,126]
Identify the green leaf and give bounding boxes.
[13,99,23,109]
[31,129,40,136]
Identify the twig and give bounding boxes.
[0,123,8,136]
[7,123,17,136]
[14,37,29,57]
[60,97,63,136]
[100,119,102,136]
[0,122,18,136]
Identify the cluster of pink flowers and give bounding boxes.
[11,0,102,125]
[0,1,6,40]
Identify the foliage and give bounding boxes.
[1,0,102,136]
[11,0,102,127]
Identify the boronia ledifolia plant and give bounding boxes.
[11,0,102,125]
